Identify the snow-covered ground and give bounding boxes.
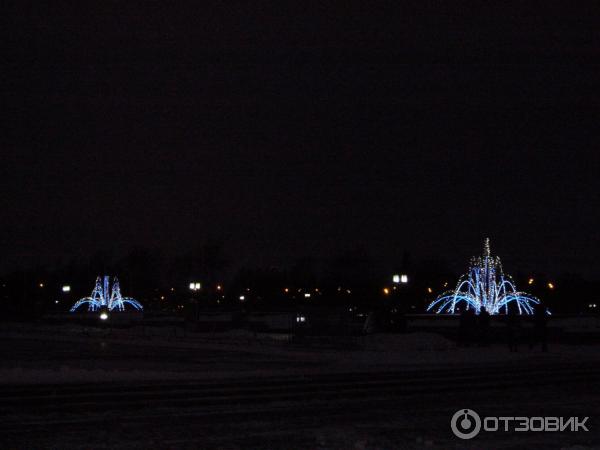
[0,323,599,449]
[0,323,598,385]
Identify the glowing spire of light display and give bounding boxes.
[427,239,540,315]
[70,275,143,312]
[483,237,491,258]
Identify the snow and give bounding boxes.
[0,322,599,385]
[1,322,599,449]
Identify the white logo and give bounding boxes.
[451,409,481,439]
[451,409,589,439]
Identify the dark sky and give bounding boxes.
[3,3,600,276]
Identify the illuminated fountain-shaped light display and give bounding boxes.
[70,276,143,312]
[427,239,540,315]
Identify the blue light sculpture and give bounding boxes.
[70,276,143,312]
[427,239,540,315]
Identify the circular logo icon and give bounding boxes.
[451,409,481,440]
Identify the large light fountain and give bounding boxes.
[427,239,540,315]
[70,275,143,312]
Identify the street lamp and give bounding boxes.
[393,274,408,284]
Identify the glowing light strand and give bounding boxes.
[70,276,143,312]
[427,238,540,315]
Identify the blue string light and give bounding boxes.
[427,238,540,315]
[70,276,143,312]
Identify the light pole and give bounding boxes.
[189,282,201,320]
[56,284,72,310]
[391,273,409,331]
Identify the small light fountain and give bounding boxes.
[70,276,143,312]
[427,239,540,315]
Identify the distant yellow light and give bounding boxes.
[216,285,222,291]
[427,287,433,294]
[547,282,555,289]
[284,288,289,293]
[528,278,534,285]
[39,283,44,288]
[383,288,390,295]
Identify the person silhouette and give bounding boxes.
[530,303,548,352]
[506,313,521,352]
[465,308,477,345]
[478,307,491,346]
[458,309,469,346]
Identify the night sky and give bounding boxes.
[3,3,600,276]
